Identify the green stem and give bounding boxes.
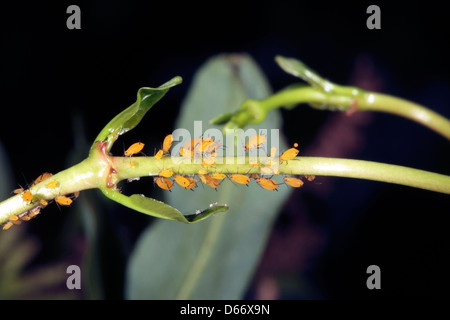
[243,87,450,140]
[2,154,449,225]
[113,156,450,194]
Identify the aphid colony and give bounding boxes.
[3,172,78,231]
[137,134,314,192]
[2,134,313,230]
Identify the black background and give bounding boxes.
[1,1,449,299]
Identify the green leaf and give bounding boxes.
[275,55,333,92]
[126,54,292,299]
[90,76,182,153]
[99,186,228,223]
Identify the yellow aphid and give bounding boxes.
[129,161,136,167]
[13,187,24,194]
[211,173,226,180]
[2,222,13,231]
[197,169,208,175]
[22,190,33,203]
[245,134,266,152]
[162,134,173,154]
[159,169,174,178]
[45,180,59,189]
[173,175,191,188]
[256,177,279,190]
[284,177,304,188]
[203,175,220,189]
[229,174,250,185]
[294,142,299,148]
[56,195,73,206]
[154,177,174,191]
[154,149,164,159]
[304,175,316,182]
[125,142,145,156]
[31,172,53,187]
[280,147,299,162]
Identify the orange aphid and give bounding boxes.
[31,173,51,186]
[154,176,174,191]
[56,195,73,206]
[198,138,214,154]
[180,137,202,157]
[280,145,299,162]
[154,149,164,159]
[22,190,33,203]
[284,177,304,188]
[245,134,266,152]
[304,175,316,182]
[28,207,41,219]
[129,161,136,167]
[173,175,191,188]
[162,134,173,154]
[203,175,220,190]
[39,199,49,208]
[73,191,80,199]
[198,174,207,184]
[2,222,13,230]
[20,214,31,221]
[229,174,250,185]
[211,173,226,180]
[13,187,24,194]
[31,172,53,187]
[203,141,222,154]
[45,180,59,189]
[124,142,145,156]
[9,215,19,221]
[256,177,279,190]
[185,177,198,190]
[159,169,174,178]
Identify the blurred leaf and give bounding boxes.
[91,76,182,153]
[0,141,13,199]
[126,54,292,299]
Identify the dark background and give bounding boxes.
[1,1,449,299]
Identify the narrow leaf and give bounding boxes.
[91,76,182,153]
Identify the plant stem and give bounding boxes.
[2,154,449,225]
[113,156,450,194]
[244,86,450,140]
